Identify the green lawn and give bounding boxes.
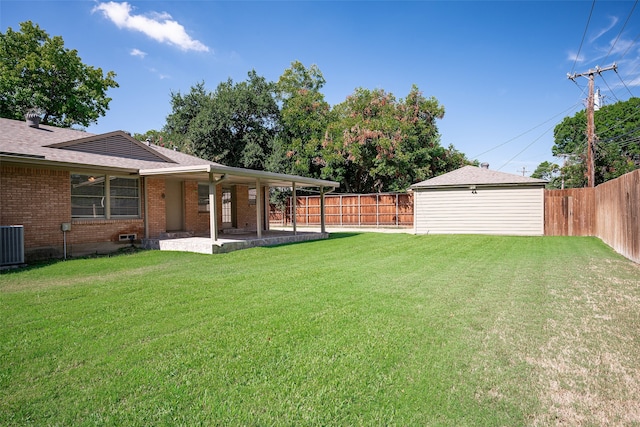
[1,233,639,426]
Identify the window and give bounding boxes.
[110,177,140,217]
[222,189,232,223]
[248,188,257,206]
[71,174,105,218]
[71,174,140,218]
[198,184,210,212]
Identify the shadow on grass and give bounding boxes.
[261,232,362,250]
[0,246,149,275]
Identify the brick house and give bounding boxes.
[0,117,338,262]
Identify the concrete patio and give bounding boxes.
[142,230,329,254]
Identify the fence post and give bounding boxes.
[395,193,399,227]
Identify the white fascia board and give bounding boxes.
[140,164,340,188]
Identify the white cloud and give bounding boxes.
[93,2,210,52]
[130,48,147,58]
[567,51,585,63]
[149,68,171,80]
[590,16,619,43]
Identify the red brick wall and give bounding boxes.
[235,185,258,230]
[0,165,272,259]
[1,165,70,250]
[146,177,166,238]
[1,164,144,258]
[185,183,261,235]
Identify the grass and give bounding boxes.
[1,233,639,426]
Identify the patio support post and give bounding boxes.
[209,171,219,243]
[320,186,326,234]
[256,179,263,238]
[264,185,270,232]
[292,182,297,236]
[143,177,149,239]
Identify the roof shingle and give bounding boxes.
[410,165,547,188]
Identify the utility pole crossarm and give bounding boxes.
[567,63,617,81]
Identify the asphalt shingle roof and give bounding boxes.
[411,165,547,188]
[0,117,216,171]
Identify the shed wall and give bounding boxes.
[414,186,544,235]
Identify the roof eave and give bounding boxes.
[139,164,340,188]
[0,153,140,175]
[410,182,547,190]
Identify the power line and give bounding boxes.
[471,103,582,159]
[496,123,555,172]
[617,30,640,62]
[596,105,640,136]
[599,74,620,102]
[615,68,636,98]
[571,0,597,76]
[603,0,638,64]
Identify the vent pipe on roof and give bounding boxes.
[480,162,489,169]
[25,111,41,128]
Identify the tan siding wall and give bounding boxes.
[414,186,544,235]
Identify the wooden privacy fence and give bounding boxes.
[269,193,413,227]
[544,188,596,236]
[595,169,640,264]
[544,169,640,264]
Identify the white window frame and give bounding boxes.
[71,173,140,219]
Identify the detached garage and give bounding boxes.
[410,164,547,236]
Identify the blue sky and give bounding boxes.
[2,1,639,176]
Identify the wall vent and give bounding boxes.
[119,233,137,242]
[1,225,25,266]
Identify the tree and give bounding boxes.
[0,21,118,128]
[164,71,280,170]
[320,86,467,193]
[163,81,209,154]
[550,97,640,187]
[271,61,332,179]
[531,161,561,189]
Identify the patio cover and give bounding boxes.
[139,164,340,241]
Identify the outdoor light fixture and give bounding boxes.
[88,176,96,182]
[470,185,477,194]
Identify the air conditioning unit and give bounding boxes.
[1,225,25,266]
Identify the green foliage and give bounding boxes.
[163,72,279,169]
[550,97,640,187]
[321,86,467,193]
[0,21,118,128]
[132,129,173,148]
[531,161,561,189]
[273,61,332,179]
[159,61,471,193]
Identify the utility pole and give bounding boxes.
[518,166,529,177]
[567,63,617,187]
